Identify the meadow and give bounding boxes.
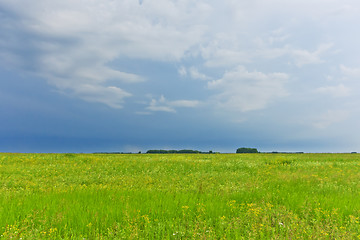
[0,152,359,239]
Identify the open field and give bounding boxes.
[0,152,360,239]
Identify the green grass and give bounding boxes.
[0,153,359,239]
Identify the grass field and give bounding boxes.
[0,152,359,239]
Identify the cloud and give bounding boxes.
[178,66,187,77]
[0,0,358,116]
[340,65,360,78]
[170,100,201,108]
[147,97,176,113]
[208,66,288,112]
[268,28,290,45]
[64,84,132,109]
[146,95,200,113]
[291,43,334,67]
[312,110,350,129]
[0,0,209,108]
[189,67,211,80]
[255,41,334,67]
[200,36,252,67]
[201,31,333,69]
[178,66,211,80]
[315,84,350,97]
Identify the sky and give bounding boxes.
[1,0,360,153]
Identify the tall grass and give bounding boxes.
[0,153,359,239]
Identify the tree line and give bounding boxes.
[147,148,261,154]
[95,147,311,154]
[146,149,213,154]
[92,148,315,154]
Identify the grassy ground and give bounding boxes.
[0,153,359,239]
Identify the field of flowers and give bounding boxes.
[0,152,359,239]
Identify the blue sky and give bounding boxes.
[1,0,360,153]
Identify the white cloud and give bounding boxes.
[201,30,334,69]
[203,49,251,67]
[170,100,200,108]
[178,65,211,80]
[74,85,131,109]
[178,66,187,77]
[0,0,359,117]
[200,36,252,68]
[316,84,350,97]
[255,41,334,67]
[147,103,175,113]
[188,67,211,80]
[0,0,210,108]
[291,43,334,67]
[268,29,290,45]
[312,110,350,129]
[146,95,200,113]
[340,65,360,78]
[208,66,288,112]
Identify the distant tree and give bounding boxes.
[146,149,202,154]
[178,149,200,154]
[236,147,259,153]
